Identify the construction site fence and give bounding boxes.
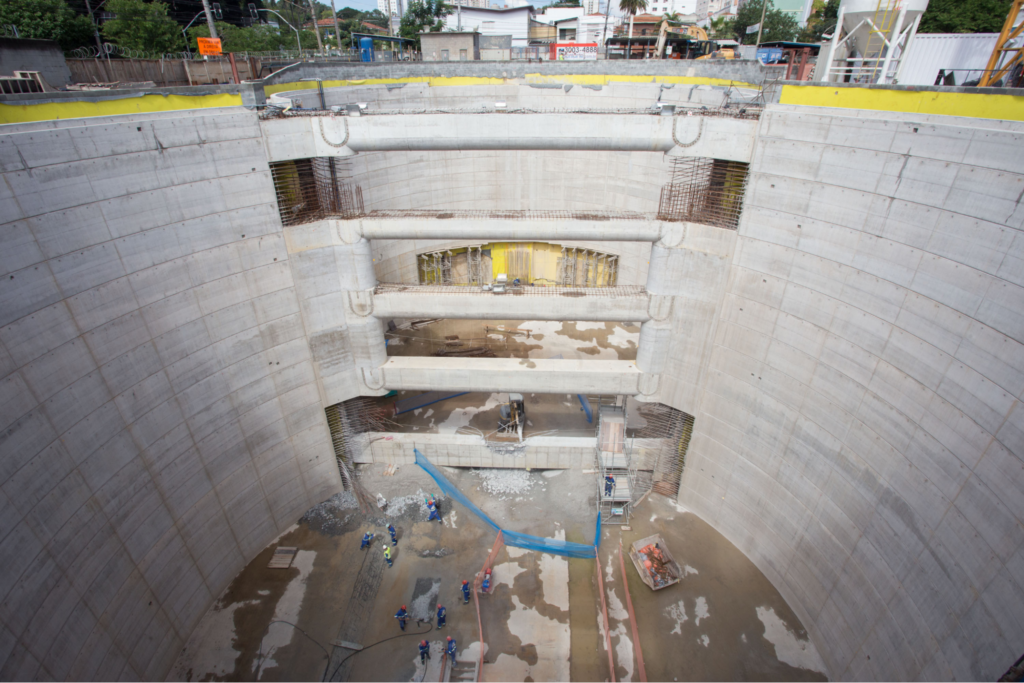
[414,448,600,559]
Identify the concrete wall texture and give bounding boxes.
[681,104,1024,681]
[2,76,1024,681]
[0,109,340,679]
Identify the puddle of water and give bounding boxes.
[259,550,316,676]
[694,596,709,625]
[505,595,570,681]
[666,600,688,635]
[756,607,827,674]
[698,634,710,647]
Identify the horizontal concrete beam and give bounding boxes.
[380,356,642,394]
[262,114,756,162]
[372,286,651,322]
[356,216,665,242]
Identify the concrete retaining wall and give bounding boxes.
[0,109,340,679]
[683,104,1024,681]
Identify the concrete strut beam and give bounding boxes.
[380,357,642,394]
[353,217,666,242]
[262,114,757,163]
[372,288,652,322]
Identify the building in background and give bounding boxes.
[443,5,535,46]
[421,31,480,59]
[737,0,813,23]
[696,0,738,24]
[449,0,492,7]
[377,0,404,29]
[643,0,697,17]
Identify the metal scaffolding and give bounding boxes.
[596,400,637,526]
[657,156,749,230]
[269,157,362,226]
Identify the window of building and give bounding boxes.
[441,49,449,61]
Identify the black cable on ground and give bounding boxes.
[254,619,332,680]
[323,622,434,682]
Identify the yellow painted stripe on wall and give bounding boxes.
[0,92,243,125]
[263,75,507,95]
[779,84,1024,121]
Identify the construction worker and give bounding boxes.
[461,580,471,604]
[604,473,615,496]
[481,568,491,594]
[383,544,393,568]
[360,531,374,549]
[419,640,431,663]
[436,603,446,629]
[446,636,457,664]
[395,605,409,631]
[427,498,441,523]
[388,523,398,546]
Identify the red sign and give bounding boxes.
[197,37,223,56]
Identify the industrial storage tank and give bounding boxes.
[818,0,930,84]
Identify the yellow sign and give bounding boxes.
[197,37,222,56]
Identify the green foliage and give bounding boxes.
[101,0,182,53]
[918,0,1013,33]
[398,0,450,48]
[188,20,307,51]
[0,0,94,51]
[618,0,648,18]
[731,0,798,44]
[797,0,838,42]
[362,9,389,26]
[706,15,731,39]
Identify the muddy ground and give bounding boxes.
[170,462,828,682]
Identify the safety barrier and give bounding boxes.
[414,448,600,559]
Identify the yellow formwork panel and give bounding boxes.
[0,93,243,124]
[779,84,1024,122]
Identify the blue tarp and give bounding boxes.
[414,449,599,559]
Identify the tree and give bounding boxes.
[398,0,450,48]
[797,0,838,43]
[0,0,94,51]
[188,21,300,51]
[918,0,1013,33]
[706,15,731,39]
[101,0,183,54]
[731,0,798,44]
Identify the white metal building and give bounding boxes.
[896,33,1000,86]
[443,5,535,46]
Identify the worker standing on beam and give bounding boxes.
[395,605,409,631]
[436,603,446,629]
[388,523,398,546]
[446,636,457,664]
[419,640,431,663]
[383,544,393,568]
[461,580,471,604]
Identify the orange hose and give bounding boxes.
[595,549,617,683]
[618,539,647,682]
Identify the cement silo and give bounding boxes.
[817,0,930,84]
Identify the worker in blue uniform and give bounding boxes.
[461,580,471,604]
[436,603,446,629]
[388,523,398,546]
[604,474,615,496]
[383,544,393,568]
[446,636,457,664]
[419,640,431,663]
[360,531,374,549]
[395,605,409,631]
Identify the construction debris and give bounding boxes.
[477,469,534,497]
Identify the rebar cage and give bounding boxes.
[270,157,363,226]
[657,157,749,230]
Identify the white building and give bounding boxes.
[448,0,491,7]
[532,6,586,25]
[442,5,535,46]
[695,0,737,23]
[377,0,403,22]
[551,14,621,43]
[644,0,697,16]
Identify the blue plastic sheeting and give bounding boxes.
[577,394,593,423]
[414,449,598,559]
[394,391,469,415]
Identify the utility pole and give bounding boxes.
[330,0,342,54]
[201,0,219,38]
[753,0,767,47]
[601,0,610,58]
[82,0,109,64]
[308,0,325,55]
